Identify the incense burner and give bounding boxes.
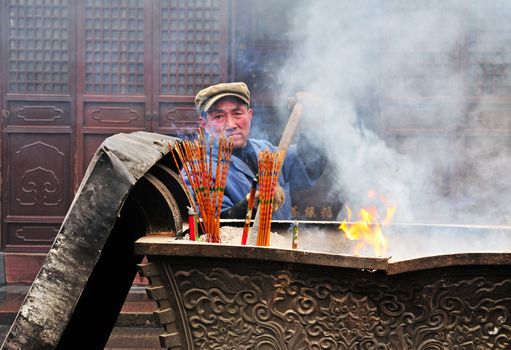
[136,222,511,350]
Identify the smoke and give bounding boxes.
[275,0,511,225]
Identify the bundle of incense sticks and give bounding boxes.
[172,128,234,243]
[256,149,285,246]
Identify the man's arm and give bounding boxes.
[297,129,328,180]
[220,197,249,219]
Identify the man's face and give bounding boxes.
[200,97,253,149]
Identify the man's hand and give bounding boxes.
[246,184,285,212]
[273,185,286,212]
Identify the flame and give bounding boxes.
[339,191,396,256]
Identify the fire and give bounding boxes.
[338,190,396,256]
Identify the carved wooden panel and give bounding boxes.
[8,133,71,217]
[7,0,70,93]
[5,223,60,253]
[84,0,146,94]
[148,260,511,350]
[7,101,70,126]
[84,102,146,128]
[159,0,228,95]
[157,101,198,135]
[290,169,343,221]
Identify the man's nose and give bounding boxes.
[224,115,236,129]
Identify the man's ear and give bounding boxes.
[248,108,253,123]
[198,116,207,128]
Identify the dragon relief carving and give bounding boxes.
[168,266,511,349]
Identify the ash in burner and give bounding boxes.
[385,224,511,260]
[221,226,291,247]
[180,226,294,249]
[179,222,511,260]
[180,224,353,255]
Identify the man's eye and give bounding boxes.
[213,115,224,120]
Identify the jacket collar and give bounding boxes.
[209,137,256,179]
[229,153,256,178]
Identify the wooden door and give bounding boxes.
[0,0,231,283]
[0,0,77,282]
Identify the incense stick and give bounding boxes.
[256,149,284,246]
[172,129,233,242]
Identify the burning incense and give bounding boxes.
[172,129,234,243]
[256,149,284,246]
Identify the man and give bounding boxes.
[193,81,325,220]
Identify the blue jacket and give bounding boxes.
[225,139,316,219]
[184,138,316,220]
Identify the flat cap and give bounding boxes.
[195,82,250,113]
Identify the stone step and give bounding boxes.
[105,327,161,349]
[0,284,164,349]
